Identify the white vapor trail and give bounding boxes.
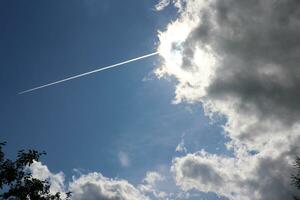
[19,52,159,94]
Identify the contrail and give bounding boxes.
[19,51,159,95]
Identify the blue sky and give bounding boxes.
[3,1,299,200]
[0,1,229,199]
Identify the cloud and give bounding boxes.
[155,0,170,11]
[175,138,187,153]
[30,161,150,200]
[143,171,165,186]
[29,162,201,200]
[70,172,149,200]
[173,152,225,191]
[139,171,168,199]
[118,151,130,168]
[30,161,65,195]
[157,0,300,199]
[172,150,299,200]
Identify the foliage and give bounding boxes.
[292,157,300,200]
[0,142,71,200]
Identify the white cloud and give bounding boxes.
[143,171,165,186]
[29,162,200,200]
[155,0,170,11]
[175,138,187,153]
[118,151,130,168]
[139,171,168,199]
[69,172,149,200]
[30,161,151,200]
[157,0,300,199]
[30,161,65,195]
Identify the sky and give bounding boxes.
[1,0,300,200]
[0,0,226,199]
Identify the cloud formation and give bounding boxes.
[70,173,149,200]
[139,171,169,199]
[155,0,171,11]
[30,161,65,195]
[157,0,300,199]
[30,162,150,200]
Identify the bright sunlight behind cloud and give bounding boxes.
[156,0,300,199]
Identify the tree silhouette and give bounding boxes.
[291,156,300,200]
[0,142,71,200]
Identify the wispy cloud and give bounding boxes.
[175,138,187,153]
[118,151,130,168]
[154,0,170,11]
